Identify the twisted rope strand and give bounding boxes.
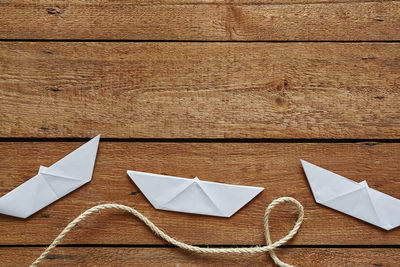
[30,196,304,267]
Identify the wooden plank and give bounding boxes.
[1,247,399,267]
[0,1,399,40]
[1,42,399,139]
[0,142,399,245]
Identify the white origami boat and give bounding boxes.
[0,135,100,219]
[301,159,400,230]
[127,171,264,217]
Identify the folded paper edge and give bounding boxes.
[300,159,400,231]
[0,135,101,219]
[127,170,264,217]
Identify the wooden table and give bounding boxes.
[1,1,399,266]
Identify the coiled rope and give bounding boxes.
[31,196,304,267]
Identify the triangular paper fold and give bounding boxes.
[127,170,264,217]
[162,181,223,216]
[47,135,100,182]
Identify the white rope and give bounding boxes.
[30,197,304,267]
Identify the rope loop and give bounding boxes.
[264,197,304,267]
[30,197,304,267]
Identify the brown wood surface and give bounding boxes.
[1,247,399,267]
[1,0,399,265]
[0,142,399,246]
[1,42,400,139]
[0,1,399,40]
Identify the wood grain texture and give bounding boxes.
[0,1,399,40]
[0,142,399,245]
[1,247,400,267]
[1,42,400,139]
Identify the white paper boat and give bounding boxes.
[127,170,264,217]
[0,135,100,219]
[301,159,400,230]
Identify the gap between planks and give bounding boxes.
[1,247,399,267]
[0,138,399,143]
[1,244,400,248]
[1,40,400,43]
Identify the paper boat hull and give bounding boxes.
[127,170,264,217]
[0,135,100,219]
[301,159,400,230]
